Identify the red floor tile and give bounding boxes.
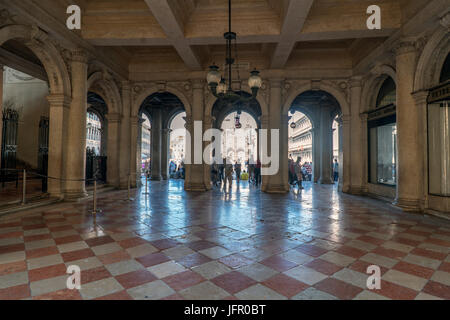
[26,246,59,259]
[372,247,407,260]
[374,280,418,300]
[0,284,31,300]
[85,235,115,247]
[334,245,366,259]
[0,260,27,276]
[54,234,83,245]
[393,261,435,279]
[136,252,170,267]
[438,262,450,273]
[349,260,388,275]
[305,259,343,275]
[163,270,205,291]
[410,248,447,261]
[61,248,95,263]
[23,233,51,242]
[260,255,297,272]
[357,235,385,246]
[263,274,309,298]
[0,243,25,254]
[150,239,179,250]
[175,253,212,268]
[314,278,363,300]
[33,289,82,300]
[211,271,256,294]
[295,244,328,257]
[81,266,112,285]
[115,269,157,289]
[28,263,67,282]
[118,237,149,249]
[97,250,131,265]
[186,240,217,251]
[422,281,450,300]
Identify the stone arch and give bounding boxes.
[87,71,122,115]
[414,26,450,91]
[288,105,317,129]
[0,24,71,96]
[164,106,186,130]
[361,71,396,113]
[282,81,350,116]
[205,88,269,119]
[132,85,192,119]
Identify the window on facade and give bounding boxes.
[427,53,450,196]
[369,77,397,186]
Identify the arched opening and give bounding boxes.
[138,92,186,184]
[1,40,50,203]
[168,111,186,180]
[368,76,397,187]
[427,52,450,197]
[287,90,341,188]
[211,93,262,189]
[141,113,151,175]
[288,111,313,183]
[85,92,108,185]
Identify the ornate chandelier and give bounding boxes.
[206,0,262,104]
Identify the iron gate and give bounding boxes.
[86,148,107,185]
[37,117,49,192]
[1,109,19,186]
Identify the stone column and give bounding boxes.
[119,81,131,189]
[130,115,139,187]
[319,105,333,184]
[395,39,423,211]
[281,114,291,191]
[339,116,351,192]
[64,49,88,199]
[312,127,320,183]
[203,116,214,190]
[360,113,369,193]
[263,79,286,193]
[348,77,363,194]
[161,128,170,180]
[46,94,71,198]
[185,79,207,191]
[106,112,120,187]
[259,116,269,190]
[0,65,3,159]
[150,107,162,181]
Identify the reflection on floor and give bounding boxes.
[0,180,449,300]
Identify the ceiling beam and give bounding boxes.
[271,0,315,69]
[144,0,202,70]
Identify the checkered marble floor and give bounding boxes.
[0,180,449,300]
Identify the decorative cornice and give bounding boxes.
[440,11,450,29]
[192,79,205,90]
[46,94,71,107]
[412,90,429,106]
[107,112,121,123]
[394,38,418,56]
[349,77,362,89]
[71,48,88,64]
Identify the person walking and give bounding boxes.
[224,158,234,190]
[255,159,261,186]
[295,157,304,190]
[235,162,242,184]
[333,159,339,182]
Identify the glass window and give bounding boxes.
[369,120,397,186]
[428,101,450,196]
[376,77,396,108]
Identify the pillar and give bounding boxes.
[263,79,287,193]
[348,77,363,194]
[161,128,169,180]
[150,107,162,181]
[119,81,131,188]
[106,112,120,187]
[46,94,71,198]
[340,115,351,192]
[64,49,88,199]
[0,65,3,159]
[130,115,139,187]
[319,105,333,184]
[184,79,207,191]
[395,39,423,211]
[312,127,320,183]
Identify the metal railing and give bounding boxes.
[0,168,151,215]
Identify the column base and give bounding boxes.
[64,190,88,201]
[347,186,363,195]
[393,197,422,212]
[263,184,289,194]
[319,178,334,185]
[184,182,208,192]
[151,175,162,181]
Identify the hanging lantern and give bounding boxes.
[290,122,296,129]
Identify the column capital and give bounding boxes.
[46,94,71,108]
[71,48,88,63]
[269,78,283,88]
[412,90,429,106]
[341,114,351,123]
[394,38,418,56]
[121,81,132,92]
[359,112,368,121]
[191,79,205,89]
[107,112,121,123]
[349,77,362,88]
